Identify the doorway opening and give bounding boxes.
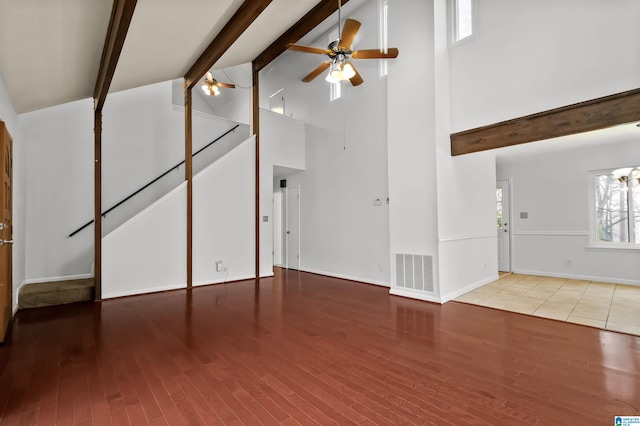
[273,186,300,270]
[496,179,511,272]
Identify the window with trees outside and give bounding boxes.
[592,167,640,248]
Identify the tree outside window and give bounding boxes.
[594,167,640,246]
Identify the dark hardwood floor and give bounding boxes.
[0,268,638,425]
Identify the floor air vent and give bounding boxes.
[395,254,434,292]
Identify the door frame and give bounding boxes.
[0,122,13,342]
[284,186,300,270]
[273,191,283,267]
[497,179,512,273]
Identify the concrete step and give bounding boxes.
[19,278,95,309]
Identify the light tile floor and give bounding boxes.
[455,273,640,336]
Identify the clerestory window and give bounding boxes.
[450,0,474,45]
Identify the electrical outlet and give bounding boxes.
[216,261,223,272]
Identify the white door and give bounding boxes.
[273,191,283,267]
[285,187,300,270]
[497,180,511,272]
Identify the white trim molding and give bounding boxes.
[513,269,640,286]
[23,273,94,285]
[103,283,186,300]
[438,233,496,242]
[440,274,499,303]
[389,287,441,304]
[300,268,390,288]
[512,231,589,237]
[193,273,257,287]
[585,245,640,253]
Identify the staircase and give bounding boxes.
[19,278,95,309]
[23,117,249,309]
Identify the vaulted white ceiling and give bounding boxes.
[0,0,332,114]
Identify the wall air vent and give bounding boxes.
[395,254,434,293]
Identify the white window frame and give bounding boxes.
[449,0,476,47]
[378,0,389,78]
[587,168,640,252]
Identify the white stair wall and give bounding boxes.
[102,183,187,299]
[193,136,255,285]
[102,136,255,298]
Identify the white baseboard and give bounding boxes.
[513,269,640,286]
[192,274,256,287]
[103,283,186,299]
[440,274,500,303]
[23,273,94,285]
[389,288,441,304]
[299,268,390,288]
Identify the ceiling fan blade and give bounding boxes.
[287,43,331,55]
[302,61,331,82]
[351,47,399,59]
[217,82,235,89]
[339,19,361,49]
[348,62,363,86]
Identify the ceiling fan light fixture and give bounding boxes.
[201,84,220,96]
[325,60,355,83]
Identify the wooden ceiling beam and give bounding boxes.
[450,88,640,156]
[253,0,350,72]
[94,0,137,112]
[184,0,272,89]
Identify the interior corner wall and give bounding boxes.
[433,0,498,301]
[387,0,439,290]
[0,73,25,310]
[497,142,640,285]
[449,0,640,132]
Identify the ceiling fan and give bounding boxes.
[200,72,235,96]
[287,4,398,86]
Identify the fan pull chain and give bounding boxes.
[342,82,347,150]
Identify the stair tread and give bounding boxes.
[19,279,95,309]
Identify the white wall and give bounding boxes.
[434,0,498,301]
[0,73,25,310]
[21,98,95,282]
[103,136,256,297]
[259,109,305,277]
[193,137,255,285]
[206,64,252,126]
[260,0,391,286]
[20,80,246,283]
[102,183,186,298]
[450,0,640,132]
[387,0,440,299]
[497,141,640,284]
